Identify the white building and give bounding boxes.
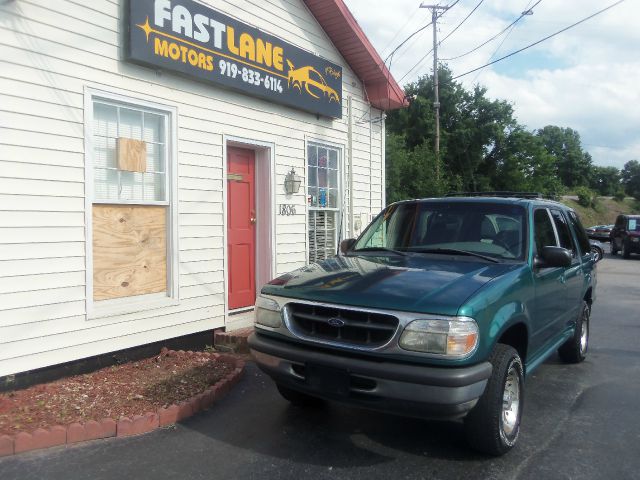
[0,0,406,379]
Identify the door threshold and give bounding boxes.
[229,306,254,315]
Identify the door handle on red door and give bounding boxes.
[250,217,257,224]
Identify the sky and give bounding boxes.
[343,0,639,169]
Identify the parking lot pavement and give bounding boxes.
[2,254,639,480]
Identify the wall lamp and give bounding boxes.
[284,168,302,195]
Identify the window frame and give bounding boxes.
[550,208,577,257]
[306,140,343,263]
[92,100,170,206]
[533,207,560,255]
[84,88,180,320]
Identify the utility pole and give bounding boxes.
[420,3,449,180]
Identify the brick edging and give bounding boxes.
[0,350,245,457]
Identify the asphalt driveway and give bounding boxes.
[1,252,639,480]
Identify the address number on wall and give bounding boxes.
[279,204,296,216]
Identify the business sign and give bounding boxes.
[127,0,343,118]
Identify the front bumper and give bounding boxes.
[249,332,492,420]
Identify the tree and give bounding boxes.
[589,166,621,196]
[536,126,593,188]
[621,160,640,199]
[386,67,517,192]
[385,133,450,203]
[489,127,563,195]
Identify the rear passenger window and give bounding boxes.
[567,211,591,255]
[534,209,557,254]
[550,210,576,256]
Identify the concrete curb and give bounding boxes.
[0,350,245,458]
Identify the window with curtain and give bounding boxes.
[307,143,341,263]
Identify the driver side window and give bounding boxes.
[534,209,558,254]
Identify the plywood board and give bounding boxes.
[93,205,166,301]
[117,137,147,173]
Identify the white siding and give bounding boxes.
[0,0,386,377]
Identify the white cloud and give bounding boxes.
[344,0,640,168]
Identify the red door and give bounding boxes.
[227,147,256,310]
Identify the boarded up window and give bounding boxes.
[93,205,167,301]
[92,98,171,304]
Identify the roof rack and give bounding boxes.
[445,191,560,201]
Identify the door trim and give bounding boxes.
[223,136,275,318]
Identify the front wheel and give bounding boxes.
[464,344,524,456]
[558,301,589,363]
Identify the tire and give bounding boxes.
[464,344,524,456]
[622,240,631,259]
[590,245,603,262]
[558,301,589,363]
[276,384,325,407]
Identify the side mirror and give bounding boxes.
[340,238,356,254]
[535,246,572,269]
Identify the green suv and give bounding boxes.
[248,195,597,455]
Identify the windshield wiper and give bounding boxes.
[352,247,408,256]
[412,248,499,263]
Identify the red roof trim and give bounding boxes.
[304,0,408,111]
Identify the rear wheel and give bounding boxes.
[276,384,325,407]
[464,344,524,456]
[558,301,589,363]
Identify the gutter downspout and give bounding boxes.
[348,95,354,239]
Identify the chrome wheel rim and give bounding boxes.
[580,314,589,355]
[501,364,521,437]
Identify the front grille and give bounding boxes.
[287,302,399,348]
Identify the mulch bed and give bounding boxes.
[0,349,235,436]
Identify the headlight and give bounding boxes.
[255,295,282,328]
[399,317,478,357]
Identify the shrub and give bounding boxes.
[613,190,626,202]
[575,186,597,208]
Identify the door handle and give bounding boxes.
[250,217,257,224]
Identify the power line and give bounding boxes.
[379,7,424,57]
[470,0,534,84]
[442,0,543,61]
[384,20,434,64]
[396,0,471,83]
[453,0,627,79]
[438,0,487,47]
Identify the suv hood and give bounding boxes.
[261,254,521,316]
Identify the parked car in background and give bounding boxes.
[590,240,605,262]
[249,194,598,456]
[610,215,640,258]
[586,224,613,241]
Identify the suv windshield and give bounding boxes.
[354,201,527,261]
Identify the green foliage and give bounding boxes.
[590,166,622,196]
[613,190,626,202]
[384,66,631,204]
[385,133,449,203]
[621,160,640,200]
[575,186,597,208]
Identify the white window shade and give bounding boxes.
[93,101,167,204]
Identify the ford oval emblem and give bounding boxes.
[327,317,345,328]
